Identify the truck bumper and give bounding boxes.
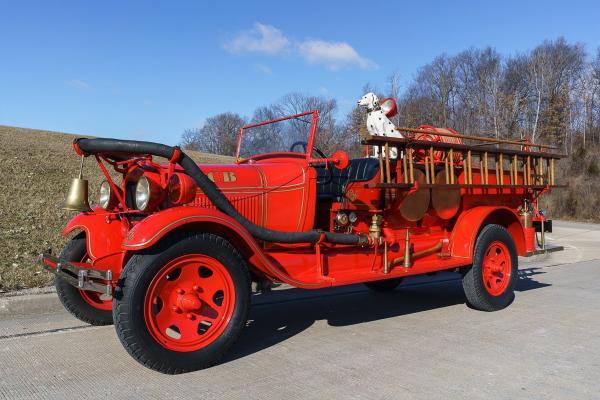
[39,252,113,296]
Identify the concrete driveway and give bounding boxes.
[1,221,599,399]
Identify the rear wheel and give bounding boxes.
[462,224,518,311]
[364,277,403,292]
[55,233,113,325]
[113,232,251,374]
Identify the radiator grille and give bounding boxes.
[192,193,264,226]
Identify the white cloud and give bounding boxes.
[224,23,290,55]
[66,79,92,90]
[254,63,273,74]
[298,40,377,70]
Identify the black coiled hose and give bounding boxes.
[75,138,369,245]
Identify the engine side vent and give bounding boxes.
[193,193,265,227]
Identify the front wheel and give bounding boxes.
[55,233,113,326]
[113,232,251,374]
[462,224,518,311]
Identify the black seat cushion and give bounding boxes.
[316,158,380,201]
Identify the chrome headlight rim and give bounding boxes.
[135,176,151,211]
[99,180,113,210]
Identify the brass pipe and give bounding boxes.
[385,143,391,184]
[390,240,444,268]
[408,148,414,183]
[425,155,430,184]
[550,158,555,185]
[449,149,455,184]
[378,146,384,182]
[403,149,408,183]
[483,152,488,184]
[403,229,412,268]
[444,156,450,184]
[541,220,546,249]
[394,127,557,149]
[499,153,504,185]
[495,155,499,184]
[383,240,390,274]
[509,154,514,185]
[467,150,472,184]
[514,154,518,184]
[429,147,435,179]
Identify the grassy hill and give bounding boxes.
[0,125,232,291]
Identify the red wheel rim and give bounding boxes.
[79,289,112,310]
[144,254,236,352]
[482,241,512,296]
[77,255,112,311]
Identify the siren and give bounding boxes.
[380,98,398,118]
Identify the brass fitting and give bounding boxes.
[518,200,533,229]
[369,214,383,243]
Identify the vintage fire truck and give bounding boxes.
[40,99,563,373]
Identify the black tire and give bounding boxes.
[113,232,251,374]
[55,233,113,326]
[364,277,403,292]
[462,224,518,311]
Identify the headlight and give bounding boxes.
[99,180,113,210]
[135,176,151,211]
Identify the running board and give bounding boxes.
[524,244,564,257]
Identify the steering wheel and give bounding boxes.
[289,141,327,159]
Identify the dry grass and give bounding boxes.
[0,125,232,291]
[542,145,600,223]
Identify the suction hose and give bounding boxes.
[75,138,369,245]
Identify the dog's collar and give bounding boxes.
[367,105,381,112]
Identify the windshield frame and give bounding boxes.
[235,110,319,163]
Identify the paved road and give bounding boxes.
[1,221,599,399]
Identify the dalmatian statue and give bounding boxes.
[357,92,403,158]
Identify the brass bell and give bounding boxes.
[63,156,92,212]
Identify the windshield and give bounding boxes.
[236,111,317,161]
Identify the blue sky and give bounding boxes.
[1,0,599,144]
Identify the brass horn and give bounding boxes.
[63,155,92,212]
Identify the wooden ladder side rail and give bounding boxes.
[364,136,566,160]
[365,183,569,190]
[393,127,557,150]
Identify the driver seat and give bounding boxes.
[315,158,380,202]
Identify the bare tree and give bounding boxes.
[386,71,402,126]
[181,112,247,156]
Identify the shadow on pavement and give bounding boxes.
[225,268,549,364]
[517,267,551,291]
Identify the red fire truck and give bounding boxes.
[40,101,563,373]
